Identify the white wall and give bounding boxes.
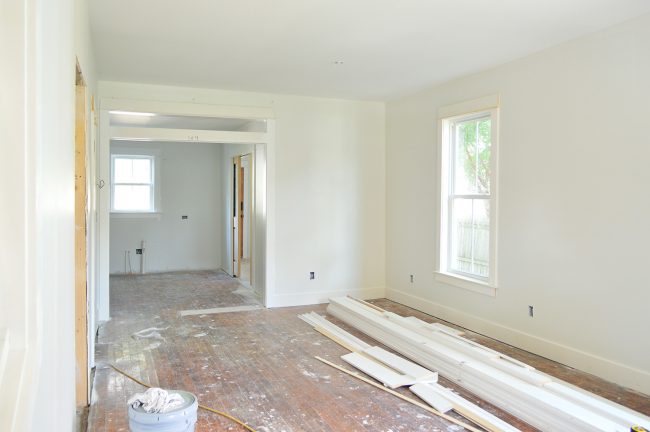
[97,82,386,309]
[0,4,36,429]
[1,0,97,430]
[386,13,650,394]
[110,141,223,274]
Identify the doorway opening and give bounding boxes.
[96,101,273,322]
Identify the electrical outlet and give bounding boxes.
[309,271,315,280]
[181,215,188,220]
[410,274,414,283]
[135,249,143,255]
[528,305,534,317]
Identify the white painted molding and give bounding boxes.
[109,127,267,144]
[438,94,500,119]
[363,346,437,381]
[100,98,274,119]
[434,271,496,297]
[387,287,650,395]
[411,383,521,432]
[268,286,385,308]
[328,296,650,430]
[98,112,111,322]
[409,383,453,413]
[299,311,371,352]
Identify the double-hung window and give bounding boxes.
[111,155,155,212]
[438,102,498,295]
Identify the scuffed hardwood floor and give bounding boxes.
[86,271,650,431]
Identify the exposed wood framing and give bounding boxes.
[74,81,88,407]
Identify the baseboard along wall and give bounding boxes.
[387,288,650,395]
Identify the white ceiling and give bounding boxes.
[89,0,650,101]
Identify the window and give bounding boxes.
[438,104,498,294]
[111,155,155,212]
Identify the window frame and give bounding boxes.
[110,154,156,214]
[437,103,499,296]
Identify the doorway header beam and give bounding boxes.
[101,98,274,120]
[110,126,267,144]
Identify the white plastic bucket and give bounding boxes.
[128,390,198,432]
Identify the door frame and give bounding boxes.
[74,63,89,407]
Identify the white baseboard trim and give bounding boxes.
[387,288,650,395]
[268,286,385,308]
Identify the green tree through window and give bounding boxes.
[458,118,491,196]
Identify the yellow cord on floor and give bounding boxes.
[110,364,258,432]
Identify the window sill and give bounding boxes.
[434,271,496,297]
[110,212,162,220]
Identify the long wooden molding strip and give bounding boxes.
[363,346,435,381]
[543,381,650,428]
[315,356,484,432]
[403,316,466,336]
[312,326,357,352]
[327,298,617,430]
[301,312,506,429]
[327,296,650,432]
[346,297,464,336]
[411,383,520,432]
[300,312,435,379]
[299,312,370,352]
[341,352,419,389]
[346,295,386,312]
[301,312,438,387]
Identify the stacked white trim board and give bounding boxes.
[411,382,520,432]
[300,312,437,388]
[300,311,521,432]
[325,296,650,432]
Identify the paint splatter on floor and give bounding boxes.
[87,270,650,432]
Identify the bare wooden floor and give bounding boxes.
[87,271,650,431]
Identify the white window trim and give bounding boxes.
[436,95,499,296]
[110,153,158,214]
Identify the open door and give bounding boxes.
[232,156,240,276]
[239,154,252,285]
[231,153,253,283]
[74,63,89,407]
